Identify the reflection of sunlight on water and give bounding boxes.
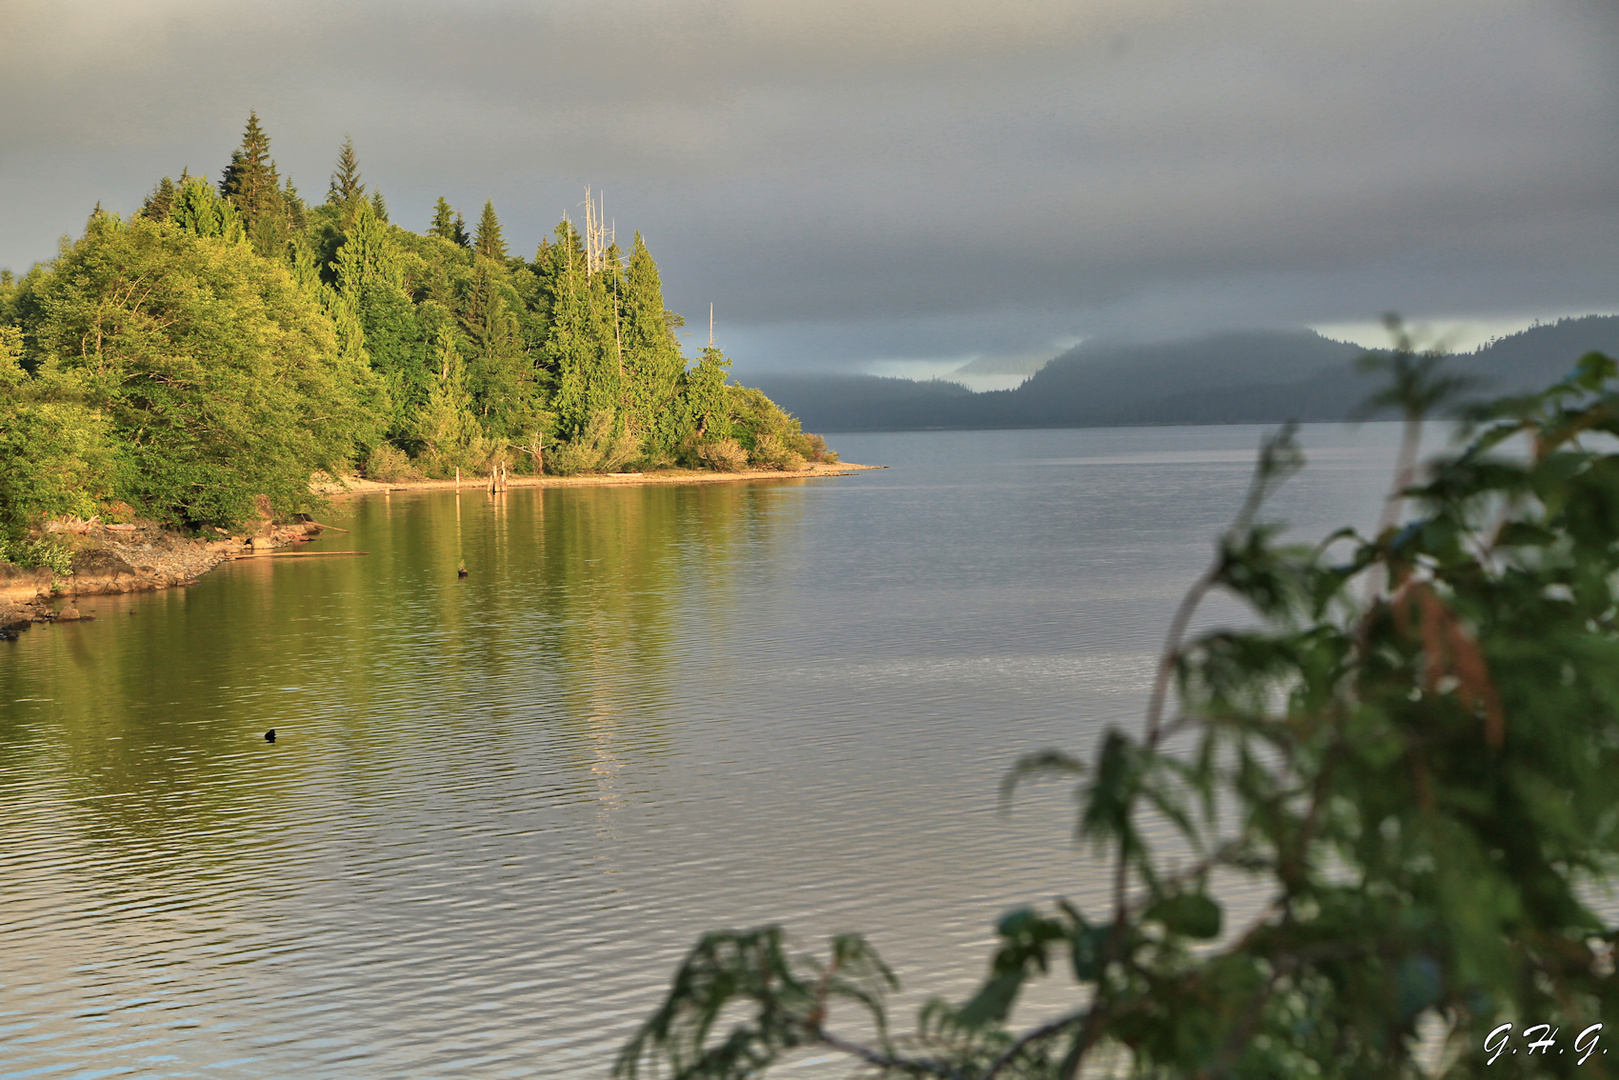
[793,652,1159,694]
[590,724,629,857]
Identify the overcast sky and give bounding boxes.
[3,0,1616,376]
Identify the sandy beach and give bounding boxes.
[313,460,881,498]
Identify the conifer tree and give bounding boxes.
[428,197,457,241]
[282,176,307,236]
[331,200,398,296]
[327,136,366,208]
[674,344,733,445]
[620,232,687,457]
[333,202,425,442]
[453,212,470,249]
[219,110,289,258]
[370,190,389,224]
[539,220,607,438]
[460,261,540,441]
[560,226,623,438]
[140,176,178,222]
[475,200,506,261]
[170,177,246,243]
[416,325,478,469]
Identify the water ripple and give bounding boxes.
[1,425,1406,1077]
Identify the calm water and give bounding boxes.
[1,425,1409,1078]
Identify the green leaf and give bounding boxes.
[1070,923,1112,981]
[999,749,1085,813]
[955,972,1024,1029]
[1145,893,1222,940]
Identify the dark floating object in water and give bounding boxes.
[457,566,468,578]
[264,729,276,743]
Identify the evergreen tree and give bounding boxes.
[219,111,289,258]
[620,233,687,458]
[459,260,540,441]
[331,200,399,298]
[452,212,470,249]
[370,189,389,224]
[428,197,457,242]
[537,220,618,439]
[170,177,246,243]
[332,202,426,444]
[282,175,308,236]
[327,136,366,208]
[674,345,733,445]
[140,176,178,222]
[415,325,478,470]
[475,200,506,261]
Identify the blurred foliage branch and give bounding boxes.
[619,340,1619,1079]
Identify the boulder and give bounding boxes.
[0,563,53,604]
[70,549,138,581]
[251,494,276,537]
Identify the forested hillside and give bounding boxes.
[755,318,1619,432]
[0,114,830,543]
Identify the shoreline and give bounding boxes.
[313,460,881,498]
[1,461,883,638]
[0,518,324,638]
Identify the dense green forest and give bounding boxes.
[0,114,831,546]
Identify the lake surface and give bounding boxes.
[1,424,1411,1078]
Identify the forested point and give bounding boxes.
[0,113,834,551]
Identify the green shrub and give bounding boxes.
[801,432,837,464]
[2,537,73,575]
[749,433,805,471]
[721,384,833,468]
[748,433,787,469]
[542,439,596,477]
[0,325,120,534]
[361,443,415,483]
[545,411,638,475]
[696,437,748,472]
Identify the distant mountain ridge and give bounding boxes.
[753,317,1619,432]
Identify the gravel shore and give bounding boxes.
[0,517,320,638]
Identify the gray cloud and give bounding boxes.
[3,0,1616,372]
